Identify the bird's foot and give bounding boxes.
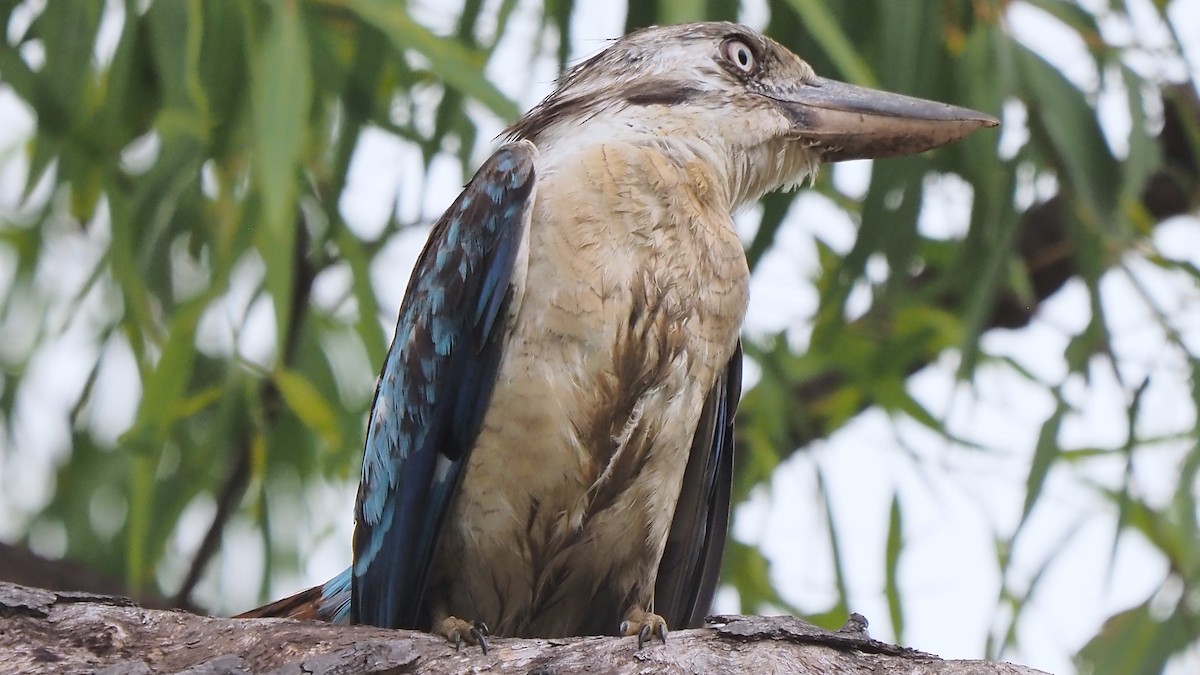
[620,607,668,649]
[437,616,490,655]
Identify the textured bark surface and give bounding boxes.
[0,581,1050,674]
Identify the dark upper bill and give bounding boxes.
[771,76,999,162]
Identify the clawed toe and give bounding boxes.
[470,620,490,653]
[620,608,668,650]
[438,616,490,655]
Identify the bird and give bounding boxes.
[239,21,997,651]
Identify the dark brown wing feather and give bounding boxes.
[236,584,326,621]
[655,342,742,628]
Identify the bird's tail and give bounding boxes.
[235,567,352,624]
[236,585,325,620]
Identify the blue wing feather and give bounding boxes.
[654,341,743,628]
[351,141,538,629]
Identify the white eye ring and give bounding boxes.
[721,39,756,73]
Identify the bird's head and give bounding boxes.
[506,22,997,207]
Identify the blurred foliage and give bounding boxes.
[0,0,1197,672]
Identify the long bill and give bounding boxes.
[770,76,999,162]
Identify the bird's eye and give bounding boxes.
[721,39,757,74]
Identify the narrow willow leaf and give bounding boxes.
[1119,63,1161,214]
[658,0,705,24]
[744,191,792,271]
[708,0,740,22]
[877,0,939,96]
[956,157,1020,378]
[335,228,388,364]
[892,390,944,436]
[328,0,519,120]
[1170,440,1200,574]
[124,299,207,443]
[146,0,210,135]
[545,0,574,71]
[127,451,158,590]
[92,0,154,154]
[721,539,805,616]
[1017,396,1065,532]
[197,0,251,145]
[997,517,1086,657]
[0,43,37,119]
[885,493,904,642]
[253,0,311,347]
[274,369,343,451]
[486,0,522,56]
[32,0,102,134]
[817,467,851,618]
[1023,0,1104,42]
[779,0,877,86]
[624,1,656,32]
[1077,602,1192,675]
[1107,376,1149,586]
[1015,45,1121,227]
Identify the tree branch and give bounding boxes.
[0,581,1047,674]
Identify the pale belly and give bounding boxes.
[424,141,750,638]
[428,289,733,636]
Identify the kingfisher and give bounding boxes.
[239,22,996,651]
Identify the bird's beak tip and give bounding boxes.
[968,112,1001,129]
[779,77,999,162]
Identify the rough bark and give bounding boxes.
[0,543,195,614]
[0,581,1048,675]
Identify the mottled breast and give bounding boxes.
[427,138,749,638]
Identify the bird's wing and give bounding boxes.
[352,141,538,628]
[654,341,743,629]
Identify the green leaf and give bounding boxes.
[624,0,656,32]
[253,0,312,348]
[885,493,904,642]
[124,299,207,444]
[335,227,388,364]
[876,0,940,97]
[996,517,1087,658]
[146,0,209,129]
[722,539,805,617]
[779,0,877,86]
[817,467,851,618]
[744,191,793,271]
[273,368,343,451]
[30,0,102,134]
[1023,0,1104,43]
[1017,396,1065,533]
[1077,601,1192,675]
[0,30,38,113]
[126,451,157,589]
[1015,44,1121,227]
[92,0,159,153]
[658,0,705,24]
[197,0,251,149]
[1169,442,1200,575]
[327,0,519,121]
[1118,63,1161,216]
